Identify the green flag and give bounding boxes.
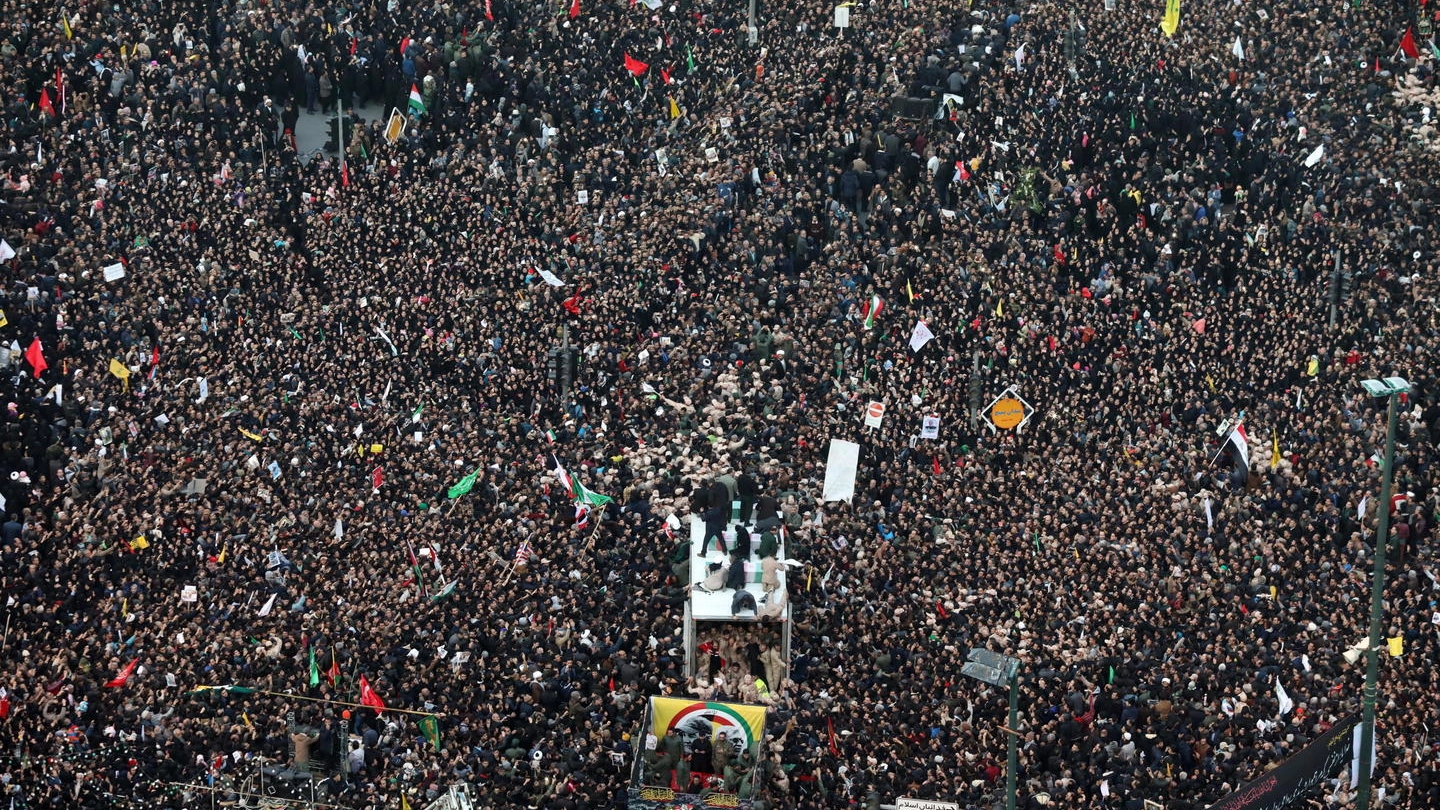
[418,715,442,751]
[189,684,257,696]
[573,480,613,508]
[447,468,480,499]
[430,581,458,601]
[308,645,320,687]
[686,45,696,72]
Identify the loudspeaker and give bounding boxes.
[890,96,936,121]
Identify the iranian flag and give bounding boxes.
[550,454,612,507]
[862,295,884,330]
[408,84,425,115]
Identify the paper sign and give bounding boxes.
[921,415,940,440]
[267,460,282,480]
[834,5,850,27]
[705,147,718,163]
[864,401,885,428]
[385,108,406,144]
[577,190,590,205]
[102,263,127,282]
[181,585,198,603]
[822,439,861,502]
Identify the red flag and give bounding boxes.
[38,89,56,118]
[562,293,582,315]
[659,66,672,84]
[349,37,357,56]
[1400,27,1420,59]
[827,717,840,757]
[399,36,412,57]
[105,659,139,688]
[341,159,350,187]
[24,338,47,378]
[957,160,970,182]
[55,67,65,114]
[569,0,580,18]
[932,456,943,476]
[371,467,384,490]
[0,691,9,719]
[485,0,494,20]
[1053,244,1066,265]
[936,600,949,620]
[326,652,341,686]
[624,52,649,76]
[358,674,386,713]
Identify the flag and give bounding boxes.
[371,466,384,490]
[1160,0,1180,37]
[105,659,139,688]
[575,503,591,529]
[1387,636,1404,656]
[905,278,915,303]
[1274,678,1294,717]
[341,159,350,188]
[0,688,9,719]
[38,89,55,118]
[239,427,264,442]
[187,685,257,696]
[562,292,582,315]
[308,644,320,687]
[909,320,935,352]
[401,792,413,810]
[108,358,131,389]
[1231,35,1245,60]
[515,541,534,566]
[569,0,580,18]
[931,455,943,476]
[1271,432,1281,468]
[660,66,672,84]
[257,593,277,616]
[624,52,649,76]
[448,468,480,499]
[668,96,681,119]
[358,674,386,714]
[1222,423,1250,471]
[408,84,425,115]
[418,715,442,751]
[827,717,840,757]
[485,0,494,20]
[862,295,884,329]
[61,11,72,39]
[686,45,696,72]
[0,239,13,262]
[1303,144,1325,167]
[24,338,46,378]
[56,66,65,114]
[1013,43,1026,70]
[148,345,161,381]
[1399,27,1420,59]
[327,651,341,686]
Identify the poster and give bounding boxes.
[822,439,860,502]
[921,415,940,440]
[648,697,767,757]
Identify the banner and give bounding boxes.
[1205,713,1360,810]
[821,439,860,502]
[649,697,767,757]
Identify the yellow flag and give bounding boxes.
[61,12,72,39]
[217,547,227,565]
[905,279,915,303]
[239,428,264,442]
[401,793,412,810]
[995,299,1004,318]
[1269,585,1277,599]
[131,535,150,551]
[0,310,7,328]
[1387,636,1404,657]
[109,358,131,385]
[668,96,681,120]
[1306,357,1319,377]
[1160,0,1180,37]
[1271,433,1280,467]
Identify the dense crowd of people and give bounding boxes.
[1,0,1439,808]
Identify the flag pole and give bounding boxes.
[191,687,444,717]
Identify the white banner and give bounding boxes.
[822,439,860,502]
[920,415,940,440]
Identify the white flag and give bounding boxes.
[196,376,209,403]
[0,240,14,263]
[1357,494,1370,525]
[1203,497,1214,533]
[1231,36,1245,60]
[334,518,344,540]
[537,267,565,287]
[909,320,935,352]
[1274,678,1294,717]
[1303,144,1325,167]
[257,593,277,616]
[1014,43,1026,70]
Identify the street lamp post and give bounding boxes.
[963,649,1021,810]
[1355,376,1409,810]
